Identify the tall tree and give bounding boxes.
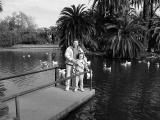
[104,5,146,58]
[130,0,160,20]
[92,0,160,18]
[57,4,95,53]
[92,0,129,16]
[91,0,160,53]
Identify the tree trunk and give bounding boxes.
[143,0,150,20]
[147,0,155,51]
[143,0,154,50]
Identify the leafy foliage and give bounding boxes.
[104,5,146,58]
[152,27,160,49]
[145,15,160,51]
[56,4,95,53]
[0,12,58,46]
[92,0,133,18]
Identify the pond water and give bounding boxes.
[0,48,62,97]
[65,56,160,120]
[1,50,160,120]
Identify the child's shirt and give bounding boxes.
[75,59,88,72]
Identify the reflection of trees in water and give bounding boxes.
[0,50,61,74]
[106,60,160,120]
[0,50,61,118]
[63,58,160,120]
[122,64,160,120]
[86,58,160,120]
[0,51,40,88]
[0,50,61,88]
[0,51,38,75]
[137,77,160,120]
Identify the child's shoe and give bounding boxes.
[65,86,69,91]
[80,88,85,92]
[74,88,78,92]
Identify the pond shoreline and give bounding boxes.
[1,45,156,60]
[0,44,60,52]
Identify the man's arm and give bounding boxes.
[79,47,88,63]
[65,47,72,61]
[65,47,77,64]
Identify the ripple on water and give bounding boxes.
[64,58,160,120]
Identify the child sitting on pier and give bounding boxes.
[74,52,89,92]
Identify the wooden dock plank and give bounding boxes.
[6,86,95,120]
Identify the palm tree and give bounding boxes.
[92,0,160,19]
[149,27,160,50]
[92,0,130,16]
[130,0,160,20]
[130,0,160,50]
[56,4,95,53]
[90,0,132,53]
[144,13,160,51]
[155,27,160,48]
[91,0,160,55]
[105,5,146,58]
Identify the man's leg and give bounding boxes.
[65,64,72,91]
[74,75,79,91]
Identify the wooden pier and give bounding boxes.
[6,86,95,120]
[0,67,94,120]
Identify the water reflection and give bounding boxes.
[0,49,61,97]
[1,50,160,120]
[66,56,160,120]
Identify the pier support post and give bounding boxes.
[90,70,92,90]
[55,67,57,87]
[15,96,20,120]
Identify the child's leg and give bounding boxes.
[74,75,79,91]
[79,74,84,91]
[71,66,76,87]
[75,76,79,88]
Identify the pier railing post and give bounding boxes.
[55,67,57,87]
[15,96,20,120]
[90,70,92,90]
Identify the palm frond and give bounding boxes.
[56,4,95,52]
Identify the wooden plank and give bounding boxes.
[6,86,95,120]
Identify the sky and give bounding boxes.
[0,0,93,28]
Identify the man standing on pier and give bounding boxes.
[65,39,86,91]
